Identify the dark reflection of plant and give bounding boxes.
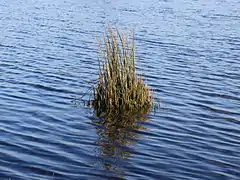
[93,113,150,178]
[90,27,155,178]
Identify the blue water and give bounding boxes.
[1,0,240,179]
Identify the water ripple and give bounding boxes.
[1,0,240,179]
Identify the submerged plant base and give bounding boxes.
[93,27,153,121]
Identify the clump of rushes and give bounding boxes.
[93,27,153,119]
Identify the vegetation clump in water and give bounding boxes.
[93,28,153,119]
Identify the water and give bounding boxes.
[0,0,240,179]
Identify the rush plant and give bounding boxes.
[93,28,153,119]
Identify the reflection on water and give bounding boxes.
[93,114,150,178]
[1,0,240,179]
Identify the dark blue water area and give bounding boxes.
[0,0,240,179]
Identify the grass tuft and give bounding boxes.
[93,27,153,119]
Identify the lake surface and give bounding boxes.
[0,0,240,179]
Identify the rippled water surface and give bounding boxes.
[1,0,240,179]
